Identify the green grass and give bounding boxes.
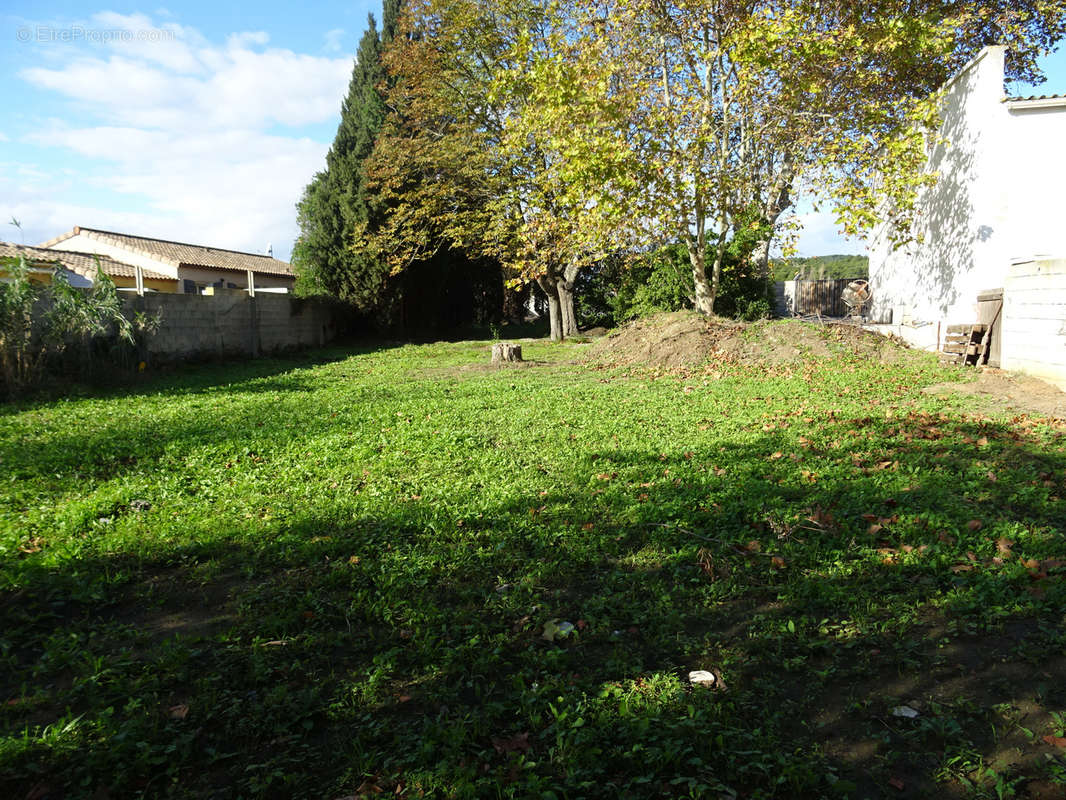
[1,326,1065,799]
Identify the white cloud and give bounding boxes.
[0,132,9,142]
[19,19,351,131]
[10,12,353,259]
[323,28,345,53]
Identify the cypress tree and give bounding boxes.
[293,3,400,307]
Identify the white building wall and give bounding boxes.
[1001,258,1066,390]
[868,47,1014,339]
[42,232,178,279]
[1005,107,1066,260]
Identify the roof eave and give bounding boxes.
[1006,97,1066,111]
[38,228,79,248]
[178,261,295,278]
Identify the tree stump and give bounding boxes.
[491,342,523,363]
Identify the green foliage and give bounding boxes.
[0,256,136,397]
[1,335,1065,797]
[773,254,870,282]
[293,6,398,308]
[577,234,773,328]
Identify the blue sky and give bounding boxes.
[1,4,1064,261]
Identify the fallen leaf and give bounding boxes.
[770,451,784,460]
[888,777,905,791]
[397,694,412,703]
[771,556,787,569]
[966,519,983,531]
[950,563,975,573]
[996,538,1014,556]
[168,704,189,720]
[1042,734,1066,748]
[541,620,575,642]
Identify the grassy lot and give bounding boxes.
[1,321,1065,799]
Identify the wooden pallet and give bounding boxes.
[940,323,987,366]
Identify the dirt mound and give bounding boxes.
[582,311,907,371]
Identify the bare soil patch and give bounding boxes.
[924,369,1066,420]
[582,311,910,371]
[106,569,244,641]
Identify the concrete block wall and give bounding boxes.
[126,291,338,361]
[1001,258,1066,390]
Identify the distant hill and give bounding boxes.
[772,254,868,282]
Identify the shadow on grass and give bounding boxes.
[0,338,404,417]
[1,411,1065,799]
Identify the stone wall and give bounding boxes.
[126,290,339,361]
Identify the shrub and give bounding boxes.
[575,232,774,328]
[0,255,138,397]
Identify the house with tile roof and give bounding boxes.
[0,241,177,291]
[38,227,295,294]
[868,46,1066,342]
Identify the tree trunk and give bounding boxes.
[556,264,579,338]
[754,154,794,282]
[538,275,563,342]
[689,247,715,316]
[491,342,522,362]
[752,237,773,283]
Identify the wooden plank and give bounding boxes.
[946,323,986,334]
[975,296,1003,368]
[1004,274,1066,291]
[1002,319,1064,336]
[792,278,860,317]
[943,343,978,354]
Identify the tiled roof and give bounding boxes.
[1005,93,1066,110]
[1007,93,1066,102]
[0,241,173,282]
[41,227,294,277]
